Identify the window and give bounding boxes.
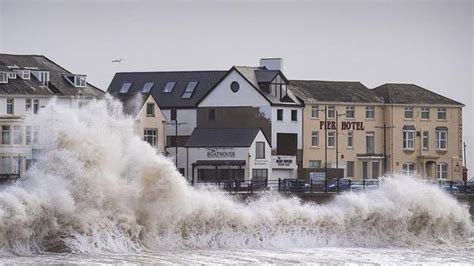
[421,107,430,120]
[277,109,283,121]
[346,161,354,177]
[163,82,176,93]
[311,131,319,147]
[436,128,447,150]
[22,70,30,80]
[366,106,375,119]
[327,131,335,148]
[74,76,86,87]
[309,160,321,168]
[2,156,10,174]
[25,126,32,145]
[2,126,10,145]
[182,81,198,99]
[403,162,415,176]
[119,82,132,93]
[347,131,353,148]
[6,98,13,115]
[33,127,39,144]
[366,132,374,153]
[403,129,415,150]
[0,72,7,83]
[13,125,23,145]
[8,72,16,79]
[372,162,380,179]
[39,71,50,86]
[33,99,39,114]
[404,107,413,119]
[256,141,265,159]
[422,131,429,150]
[208,108,216,121]
[311,105,319,118]
[143,128,157,147]
[170,109,177,121]
[142,82,154,93]
[436,163,448,179]
[291,110,297,121]
[269,75,287,99]
[437,108,447,120]
[346,106,355,118]
[252,169,268,182]
[146,103,154,116]
[327,106,335,119]
[25,99,32,112]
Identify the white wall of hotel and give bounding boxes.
[185,130,272,182]
[198,69,303,155]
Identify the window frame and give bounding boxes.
[402,162,416,176]
[366,131,375,153]
[436,129,448,150]
[420,107,430,120]
[403,130,415,150]
[345,106,355,119]
[365,106,375,119]
[142,82,154,93]
[311,131,319,147]
[181,81,198,99]
[6,98,14,115]
[146,103,155,116]
[347,131,354,148]
[309,160,321,168]
[327,106,336,119]
[208,108,216,121]
[119,82,132,94]
[276,109,283,121]
[163,81,176,93]
[327,131,336,148]
[311,105,319,118]
[143,128,158,147]
[422,131,429,150]
[291,109,298,122]
[436,163,448,179]
[437,108,447,120]
[404,107,413,119]
[255,141,266,159]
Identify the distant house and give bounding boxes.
[115,93,167,152]
[0,53,104,180]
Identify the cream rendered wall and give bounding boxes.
[134,95,167,153]
[384,105,463,180]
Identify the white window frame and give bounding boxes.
[6,98,14,115]
[422,131,429,150]
[404,107,413,119]
[327,106,335,119]
[255,141,266,159]
[366,131,374,153]
[311,105,319,118]
[143,128,158,147]
[8,72,16,79]
[436,130,447,150]
[436,163,448,180]
[420,107,430,120]
[437,108,447,120]
[347,131,353,148]
[327,131,336,148]
[309,160,321,168]
[74,75,86,87]
[345,106,355,118]
[402,162,416,176]
[13,125,23,145]
[22,70,30,80]
[403,130,415,150]
[311,131,319,147]
[365,106,375,119]
[0,72,7,83]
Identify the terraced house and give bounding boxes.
[0,54,104,181]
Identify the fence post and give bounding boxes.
[363,179,366,190]
[336,178,340,194]
[465,181,468,195]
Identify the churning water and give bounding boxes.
[0,98,472,263]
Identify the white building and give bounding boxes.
[0,54,104,181]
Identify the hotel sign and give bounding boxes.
[272,156,296,169]
[320,121,365,131]
[207,148,236,158]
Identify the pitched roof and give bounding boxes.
[185,128,263,147]
[234,66,302,106]
[107,70,227,109]
[373,83,463,106]
[289,80,382,104]
[0,54,104,97]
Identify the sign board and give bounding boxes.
[310,172,326,182]
[206,148,235,159]
[271,156,296,169]
[320,121,365,131]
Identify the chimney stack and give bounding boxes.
[260,58,283,71]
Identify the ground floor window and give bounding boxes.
[436,163,448,179]
[346,161,354,177]
[309,160,321,168]
[372,161,379,179]
[198,168,244,182]
[252,169,268,183]
[1,156,10,174]
[403,162,416,176]
[143,128,158,147]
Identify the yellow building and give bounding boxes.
[291,81,464,181]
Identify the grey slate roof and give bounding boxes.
[107,71,227,109]
[373,83,463,106]
[289,80,383,103]
[0,54,104,97]
[234,66,302,106]
[185,128,262,147]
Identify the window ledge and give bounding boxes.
[436,149,448,153]
[310,146,320,149]
[420,119,431,122]
[403,149,415,152]
[365,118,375,121]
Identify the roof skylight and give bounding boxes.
[163,81,176,93]
[142,82,154,93]
[119,82,132,93]
[181,81,198,99]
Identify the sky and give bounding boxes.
[0,0,473,171]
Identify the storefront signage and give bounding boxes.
[276,158,293,167]
[320,121,365,131]
[207,148,235,158]
[272,156,296,169]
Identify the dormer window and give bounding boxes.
[75,75,86,87]
[0,72,7,84]
[22,70,30,80]
[269,75,287,100]
[8,72,16,79]
[37,71,50,86]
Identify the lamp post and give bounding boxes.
[335,110,347,170]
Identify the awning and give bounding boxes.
[402,125,416,130]
[192,160,246,166]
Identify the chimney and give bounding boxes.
[260,58,283,71]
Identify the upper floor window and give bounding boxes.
[208,108,216,121]
[119,82,132,93]
[8,72,16,79]
[421,107,430,120]
[1,125,10,145]
[74,75,86,87]
[347,131,353,148]
[403,162,415,176]
[437,108,447,120]
[163,82,176,93]
[255,141,265,159]
[143,128,158,147]
[0,72,7,83]
[39,71,50,86]
[13,125,23,145]
[21,70,30,80]
[346,106,355,118]
[146,103,154,116]
[366,131,374,153]
[33,99,39,114]
[6,98,14,115]
[311,131,319,147]
[327,131,336,148]
[142,82,154,93]
[327,106,335,119]
[269,75,287,100]
[422,131,429,150]
[182,81,198,99]
[436,163,448,179]
[404,107,413,119]
[366,106,375,119]
[277,109,283,121]
[25,99,32,112]
[436,127,448,150]
[309,160,321,168]
[291,110,298,121]
[311,105,319,118]
[402,126,415,150]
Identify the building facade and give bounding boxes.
[0,54,104,180]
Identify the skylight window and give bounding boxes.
[163,81,176,93]
[119,82,132,93]
[142,82,154,93]
[181,81,198,99]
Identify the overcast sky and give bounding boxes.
[1,0,473,170]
